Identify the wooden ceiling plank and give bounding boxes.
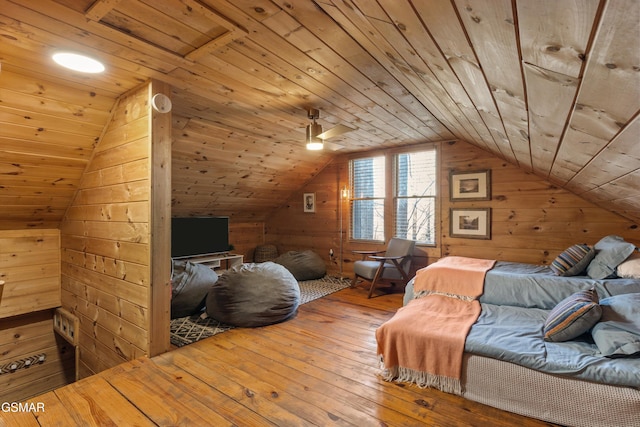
[0,195,73,208]
[523,62,579,176]
[586,170,640,201]
[0,105,105,137]
[225,39,397,143]
[0,161,83,179]
[0,15,142,96]
[263,5,441,141]
[0,66,119,109]
[549,127,607,184]
[516,0,599,78]
[182,0,249,34]
[208,1,419,144]
[551,0,640,183]
[454,0,532,171]
[318,0,487,149]
[350,0,495,146]
[0,0,184,74]
[213,42,365,127]
[0,122,98,149]
[0,183,76,197]
[143,0,233,34]
[408,0,515,162]
[0,174,80,187]
[566,114,640,193]
[272,0,453,141]
[0,135,93,159]
[185,31,237,62]
[174,70,388,150]
[85,0,122,22]
[97,6,197,56]
[0,152,87,171]
[177,94,386,150]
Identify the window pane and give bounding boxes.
[352,157,385,198]
[352,199,385,241]
[351,156,385,241]
[395,149,436,244]
[395,197,436,243]
[396,151,436,197]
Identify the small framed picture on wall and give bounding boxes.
[450,208,491,239]
[450,169,491,201]
[303,192,316,213]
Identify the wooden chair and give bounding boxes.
[351,238,415,298]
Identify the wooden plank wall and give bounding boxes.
[0,229,73,402]
[59,82,154,379]
[440,140,639,260]
[229,221,266,262]
[0,311,75,402]
[266,140,639,278]
[0,229,61,318]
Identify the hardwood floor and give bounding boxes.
[0,287,558,426]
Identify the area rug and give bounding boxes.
[170,276,351,347]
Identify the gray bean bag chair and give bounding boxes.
[273,250,326,281]
[205,262,300,327]
[171,259,218,319]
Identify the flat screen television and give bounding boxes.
[171,216,230,258]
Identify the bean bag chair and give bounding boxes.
[171,259,218,319]
[205,262,300,327]
[273,250,326,281]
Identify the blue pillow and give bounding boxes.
[591,294,640,358]
[543,288,601,342]
[586,235,635,280]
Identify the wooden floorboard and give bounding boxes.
[0,286,559,426]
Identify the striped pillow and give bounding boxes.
[550,244,595,276]
[543,288,602,342]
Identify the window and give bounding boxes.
[395,150,436,244]
[350,156,385,241]
[349,147,437,244]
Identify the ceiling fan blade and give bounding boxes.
[323,140,346,151]
[316,123,357,140]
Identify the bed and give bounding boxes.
[378,236,640,427]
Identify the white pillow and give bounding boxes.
[617,251,640,279]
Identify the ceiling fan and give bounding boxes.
[305,108,357,150]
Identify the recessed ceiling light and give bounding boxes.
[52,52,105,73]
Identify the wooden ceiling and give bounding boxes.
[0,0,638,226]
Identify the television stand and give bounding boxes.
[175,253,244,271]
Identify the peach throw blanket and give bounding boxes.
[376,256,496,394]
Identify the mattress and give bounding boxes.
[461,354,640,427]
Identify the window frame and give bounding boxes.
[347,143,439,246]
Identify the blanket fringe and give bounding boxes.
[378,356,462,395]
[413,290,474,302]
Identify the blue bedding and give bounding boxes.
[478,261,640,309]
[466,303,640,388]
[403,261,640,388]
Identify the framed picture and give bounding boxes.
[303,192,316,213]
[450,208,491,239]
[450,169,491,201]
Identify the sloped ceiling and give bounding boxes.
[0,0,638,226]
